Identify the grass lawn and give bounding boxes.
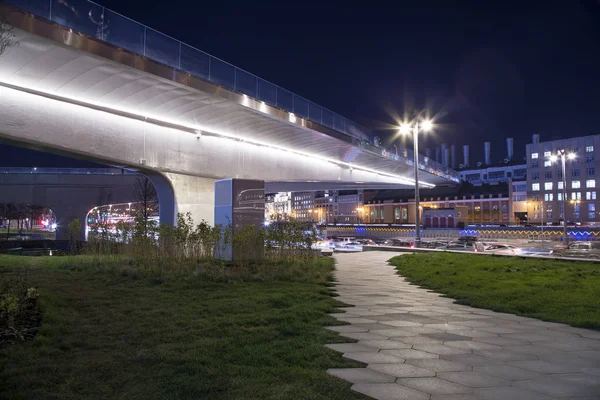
[389,253,600,330]
[0,255,365,400]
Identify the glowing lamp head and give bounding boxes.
[567,153,576,160]
[550,155,558,162]
[399,124,411,135]
[421,119,433,132]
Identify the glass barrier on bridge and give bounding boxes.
[5,0,459,183]
[0,167,138,175]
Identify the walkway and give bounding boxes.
[326,251,600,400]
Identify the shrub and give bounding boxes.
[0,272,39,342]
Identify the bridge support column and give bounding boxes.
[148,172,216,227]
[214,179,265,261]
[52,204,91,242]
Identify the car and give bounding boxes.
[335,242,363,252]
[356,238,376,246]
[484,244,517,252]
[421,240,448,248]
[373,238,393,246]
[485,244,523,255]
[391,239,414,248]
[552,241,600,259]
[332,236,357,248]
[438,241,485,252]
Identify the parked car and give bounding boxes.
[335,242,363,252]
[356,238,375,246]
[486,244,528,255]
[391,239,414,248]
[438,241,485,252]
[421,240,448,248]
[332,236,357,248]
[552,242,600,259]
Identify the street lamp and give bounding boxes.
[550,150,576,243]
[399,116,434,248]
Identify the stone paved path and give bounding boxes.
[326,251,600,400]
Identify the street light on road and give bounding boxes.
[398,115,434,248]
[550,150,576,243]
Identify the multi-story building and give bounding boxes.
[526,134,600,225]
[289,191,315,222]
[363,185,510,226]
[266,190,363,224]
[510,179,528,223]
[265,192,292,221]
[459,164,527,185]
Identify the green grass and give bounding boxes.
[389,253,600,330]
[0,255,365,400]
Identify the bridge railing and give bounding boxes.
[6,0,459,183]
[0,167,138,175]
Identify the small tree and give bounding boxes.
[67,219,81,254]
[133,176,159,237]
[0,8,16,57]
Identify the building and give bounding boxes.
[363,184,511,225]
[266,190,363,224]
[265,192,292,221]
[459,164,527,185]
[510,178,528,223]
[526,134,600,225]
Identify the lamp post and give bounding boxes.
[399,116,433,248]
[550,150,576,243]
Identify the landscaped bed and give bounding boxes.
[0,255,365,400]
[389,253,600,330]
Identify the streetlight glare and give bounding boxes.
[550,155,558,162]
[421,120,433,132]
[567,153,576,160]
[399,124,411,135]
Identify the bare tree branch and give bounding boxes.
[133,176,159,235]
[0,8,16,57]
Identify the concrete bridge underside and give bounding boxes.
[0,9,454,227]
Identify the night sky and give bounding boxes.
[2,0,600,167]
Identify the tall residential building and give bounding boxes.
[526,134,600,225]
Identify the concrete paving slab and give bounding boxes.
[358,339,412,350]
[405,358,472,372]
[396,377,473,395]
[351,383,430,400]
[342,352,404,364]
[327,368,396,384]
[437,371,510,388]
[473,386,556,400]
[381,348,440,359]
[473,365,545,381]
[368,363,436,378]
